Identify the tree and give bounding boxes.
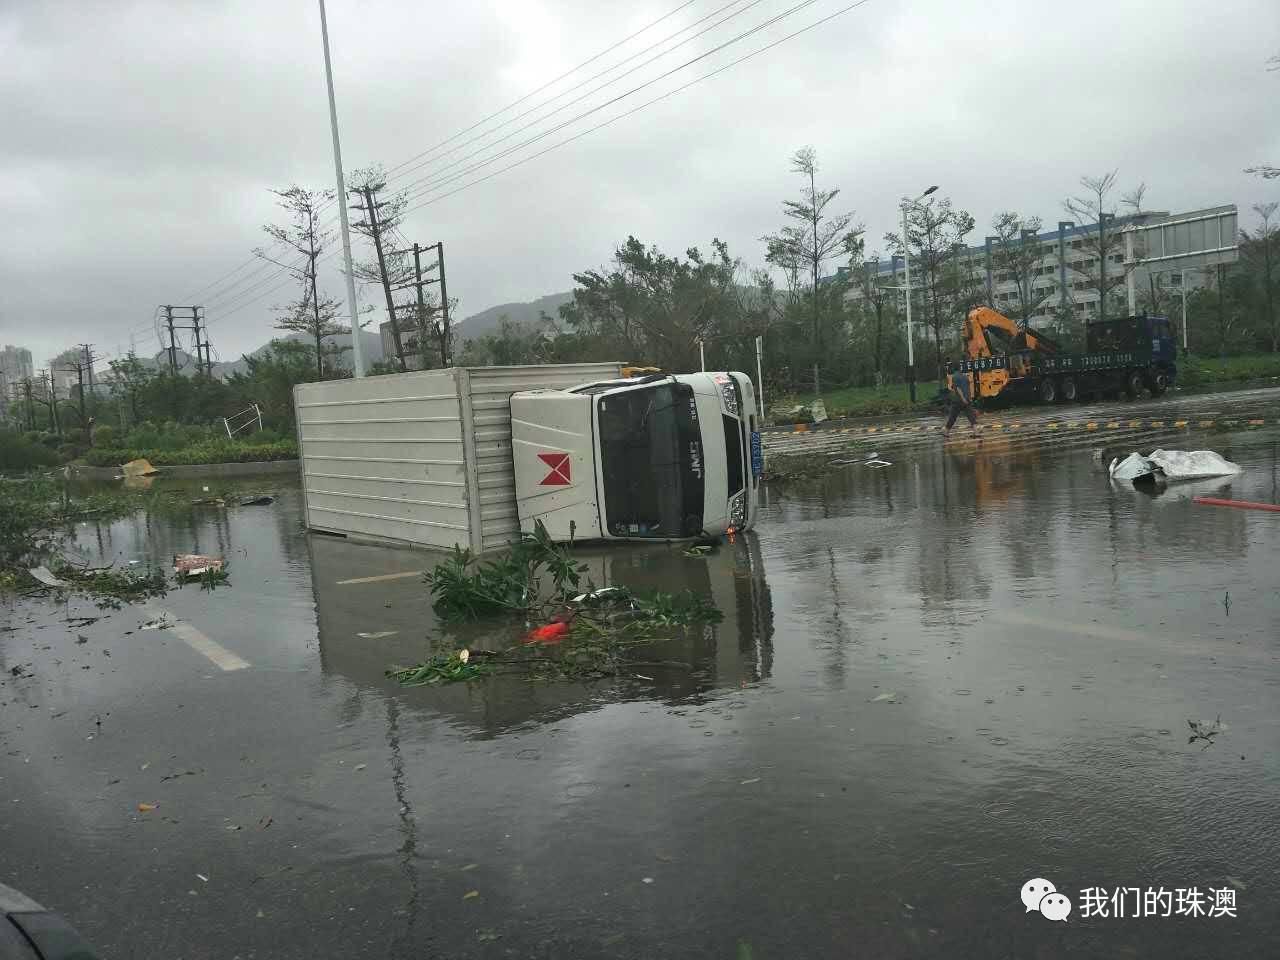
[105,354,154,426]
[988,212,1052,327]
[885,195,978,370]
[1063,170,1143,326]
[1240,202,1279,351]
[256,186,349,381]
[559,236,747,372]
[225,340,335,432]
[1245,55,1279,180]
[847,241,899,385]
[761,147,862,393]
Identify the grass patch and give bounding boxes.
[769,381,942,425]
[1179,352,1280,389]
[83,438,298,467]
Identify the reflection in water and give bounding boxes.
[307,530,776,738]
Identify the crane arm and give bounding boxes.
[962,307,1060,360]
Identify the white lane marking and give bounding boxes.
[144,605,250,672]
[335,570,424,585]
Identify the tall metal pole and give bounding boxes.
[755,335,765,419]
[318,0,364,377]
[436,241,450,366]
[901,201,916,403]
[699,339,706,372]
[1181,271,1189,352]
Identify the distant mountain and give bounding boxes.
[210,329,384,378]
[454,291,574,342]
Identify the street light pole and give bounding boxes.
[318,0,364,378]
[899,185,938,403]
[1181,270,1189,352]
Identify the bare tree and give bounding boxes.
[762,147,862,393]
[1121,183,1148,216]
[988,212,1052,327]
[1245,55,1279,180]
[885,195,978,370]
[1063,170,1142,325]
[349,166,413,370]
[256,186,349,381]
[1241,202,1279,350]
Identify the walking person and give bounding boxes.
[943,362,979,437]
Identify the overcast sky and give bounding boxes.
[2,0,1277,372]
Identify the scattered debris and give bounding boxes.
[196,874,209,883]
[1110,449,1242,484]
[869,691,898,703]
[524,621,571,644]
[740,778,761,785]
[27,566,69,588]
[122,458,160,478]
[1188,715,1227,749]
[173,554,225,577]
[141,617,174,631]
[240,495,274,506]
[865,458,893,468]
[682,544,714,558]
[137,802,158,813]
[160,769,201,782]
[463,890,480,900]
[476,929,500,943]
[356,631,398,640]
[641,877,655,885]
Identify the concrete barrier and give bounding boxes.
[69,460,300,481]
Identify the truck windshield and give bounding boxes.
[597,381,704,538]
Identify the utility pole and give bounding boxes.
[412,243,430,370]
[72,356,88,438]
[163,305,178,374]
[355,185,406,371]
[40,369,60,435]
[436,241,450,366]
[191,310,205,376]
[23,378,35,432]
[81,343,94,394]
[317,0,365,378]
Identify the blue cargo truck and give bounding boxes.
[951,307,1178,405]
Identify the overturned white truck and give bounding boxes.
[293,364,762,554]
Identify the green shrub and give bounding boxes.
[0,432,62,471]
[91,425,117,447]
[83,438,299,467]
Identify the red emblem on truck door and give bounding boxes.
[537,452,571,485]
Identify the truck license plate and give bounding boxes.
[750,431,764,479]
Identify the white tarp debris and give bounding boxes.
[1109,449,1242,484]
[1147,449,1243,481]
[1109,452,1157,481]
[28,566,69,588]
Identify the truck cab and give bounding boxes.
[511,371,761,542]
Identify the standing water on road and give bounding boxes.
[2,423,1278,958]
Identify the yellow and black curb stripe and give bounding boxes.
[772,417,1269,437]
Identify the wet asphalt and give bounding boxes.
[1,386,1278,959]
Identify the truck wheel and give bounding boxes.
[1039,378,1057,404]
[1149,371,1169,396]
[1059,377,1078,403]
[1125,371,1144,399]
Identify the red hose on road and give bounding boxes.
[1192,496,1280,513]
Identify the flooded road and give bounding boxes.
[2,388,1279,958]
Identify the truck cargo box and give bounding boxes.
[293,363,622,553]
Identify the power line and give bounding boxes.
[387,0,762,191]
[383,0,703,179]
[400,0,873,215]
[192,0,875,325]
[174,1,703,310]
[396,0,825,205]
